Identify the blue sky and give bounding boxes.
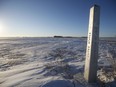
[0,0,116,37]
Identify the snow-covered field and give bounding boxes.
[0,37,116,87]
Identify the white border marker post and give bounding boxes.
[84,5,100,83]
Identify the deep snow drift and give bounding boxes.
[0,37,116,87]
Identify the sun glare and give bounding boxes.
[0,23,4,30]
[0,21,6,36]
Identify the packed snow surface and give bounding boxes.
[0,37,115,87]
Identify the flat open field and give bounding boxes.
[0,37,116,87]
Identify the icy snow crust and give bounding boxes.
[0,37,115,87]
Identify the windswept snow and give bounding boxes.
[0,37,116,87]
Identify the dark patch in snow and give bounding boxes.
[41,80,73,87]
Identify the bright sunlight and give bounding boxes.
[0,21,6,36]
